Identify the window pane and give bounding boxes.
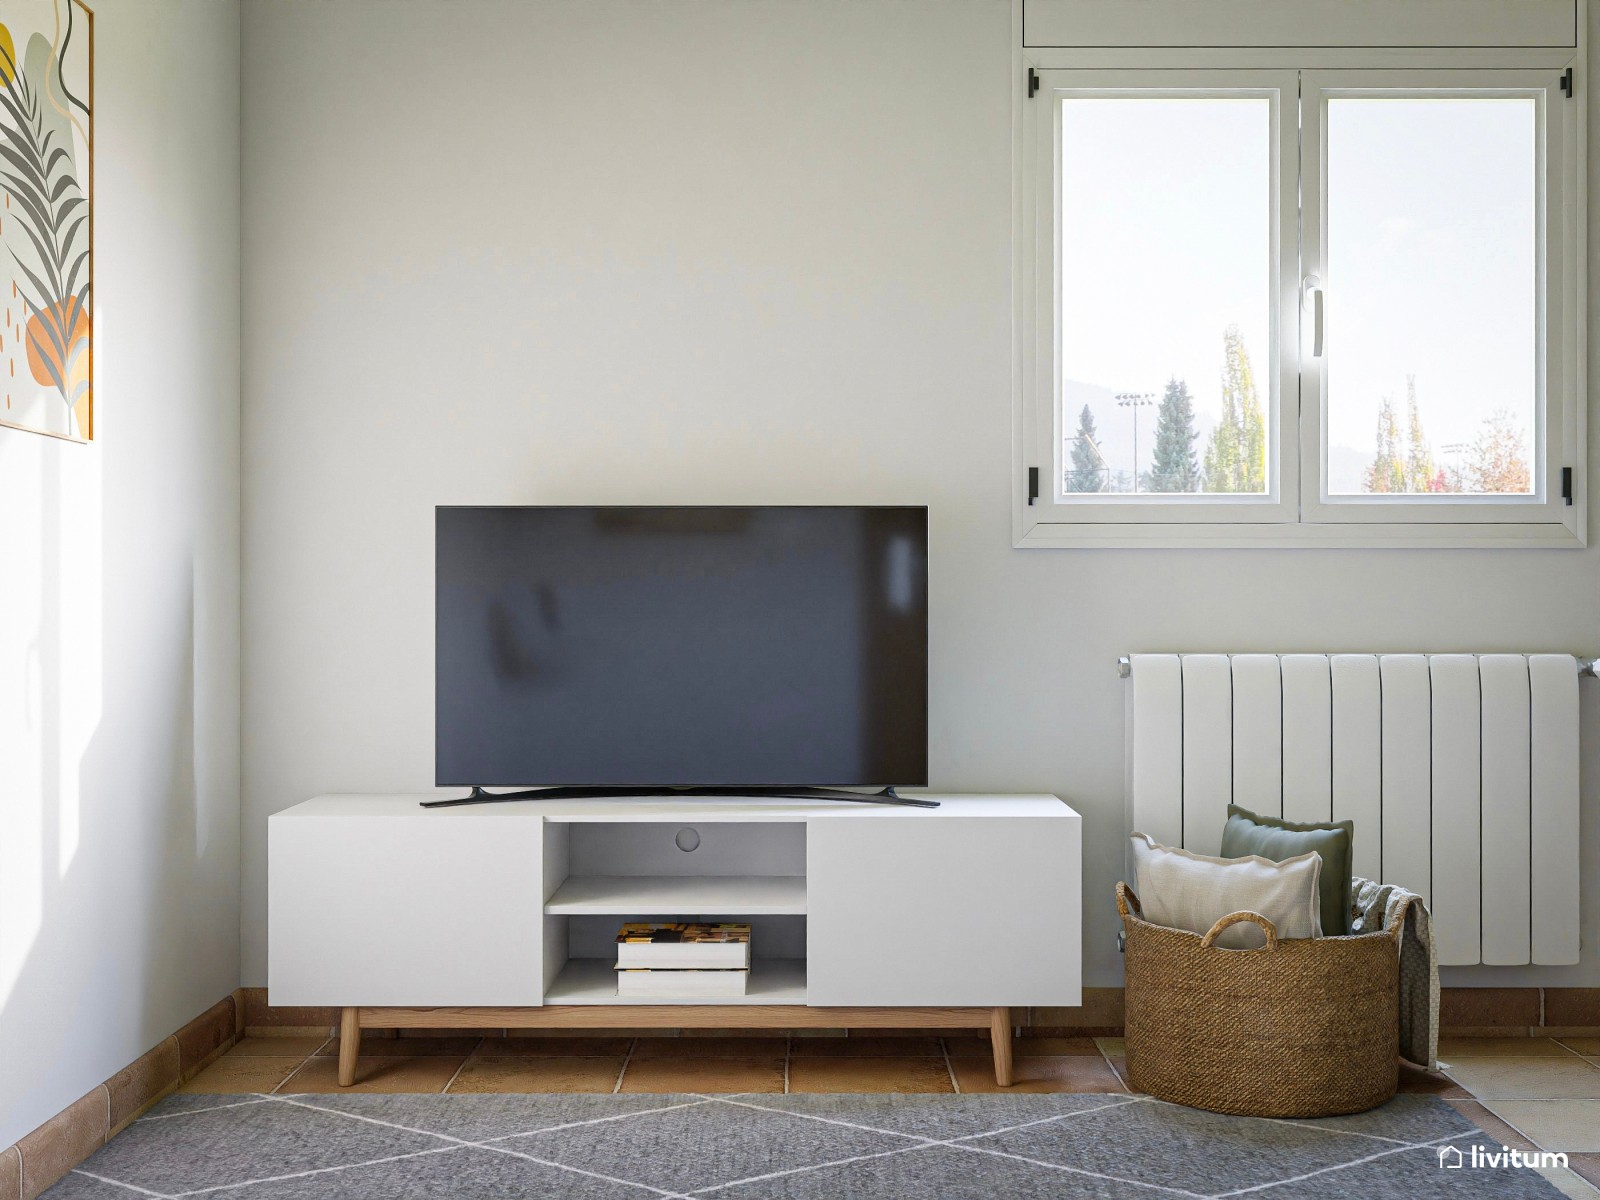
[1059,96,1273,497]
[1325,97,1537,496]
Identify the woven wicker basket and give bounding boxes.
[1117,881,1406,1118]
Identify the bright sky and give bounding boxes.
[1058,93,1537,494]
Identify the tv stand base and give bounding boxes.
[337,1004,1013,1088]
[421,785,939,810]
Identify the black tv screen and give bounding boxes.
[435,506,928,788]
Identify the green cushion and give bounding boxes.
[1221,805,1354,936]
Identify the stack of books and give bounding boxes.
[614,922,751,998]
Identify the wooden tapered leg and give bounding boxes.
[338,1007,361,1087]
[990,1006,1013,1086]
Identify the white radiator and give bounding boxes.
[1126,653,1582,966]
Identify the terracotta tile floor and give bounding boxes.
[180,1029,1600,1190]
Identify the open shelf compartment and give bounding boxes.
[542,818,806,915]
[540,819,808,1004]
[545,913,807,1006]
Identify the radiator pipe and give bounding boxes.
[1117,655,1600,678]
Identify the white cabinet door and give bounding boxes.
[269,811,545,1006]
[806,815,1080,1006]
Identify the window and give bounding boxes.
[1019,61,1583,547]
[1060,90,1277,500]
[1322,94,1536,499]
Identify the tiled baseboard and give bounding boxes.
[234,985,1600,1042]
[0,993,242,1200]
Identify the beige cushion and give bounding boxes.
[1129,833,1324,948]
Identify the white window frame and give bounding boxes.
[1015,44,1586,549]
[1029,70,1301,527]
[1301,70,1575,528]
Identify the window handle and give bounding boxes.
[1304,276,1324,358]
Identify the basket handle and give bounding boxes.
[1199,910,1280,951]
[1116,881,1144,921]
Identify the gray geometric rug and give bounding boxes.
[42,1092,1567,1198]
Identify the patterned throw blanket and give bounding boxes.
[1350,876,1439,1071]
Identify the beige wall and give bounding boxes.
[239,0,1600,992]
[0,0,241,1150]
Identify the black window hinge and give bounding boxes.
[1562,466,1574,505]
[1028,67,1039,99]
[1028,466,1039,505]
[1561,67,1574,98]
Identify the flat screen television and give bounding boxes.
[434,505,928,800]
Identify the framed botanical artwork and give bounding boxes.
[0,0,91,443]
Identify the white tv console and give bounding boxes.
[268,793,1081,1087]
